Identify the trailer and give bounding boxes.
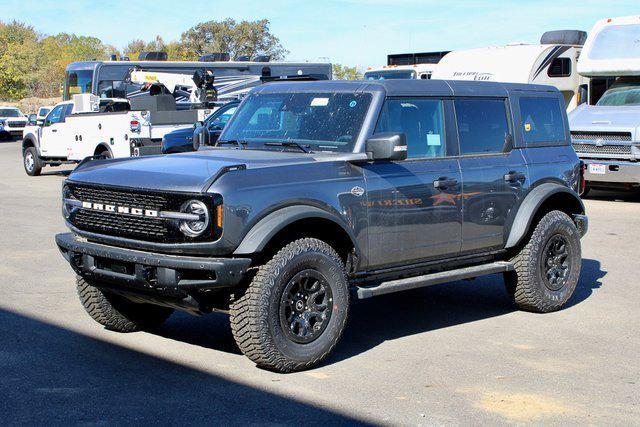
[431,31,588,111]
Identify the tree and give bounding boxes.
[124,35,166,60]
[180,19,287,60]
[0,21,39,100]
[333,64,362,80]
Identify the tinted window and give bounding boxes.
[548,58,571,77]
[455,99,509,155]
[65,70,93,99]
[375,98,445,158]
[0,108,21,117]
[519,97,565,143]
[208,105,237,130]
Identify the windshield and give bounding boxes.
[364,69,416,80]
[596,78,640,106]
[588,24,640,60]
[65,69,93,100]
[220,92,372,152]
[0,108,21,117]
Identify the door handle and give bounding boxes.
[504,172,525,183]
[51,129,57,133]
[433,177,458,189]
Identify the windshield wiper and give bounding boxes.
[264,141,312,153]
[216,140,247,149]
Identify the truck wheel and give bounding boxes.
[77,277,173,332]
[23,147,42,176]
[230,238,349,372]
[99,150,112,159]
[505,210,582,313]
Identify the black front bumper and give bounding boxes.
[55,233,251,294]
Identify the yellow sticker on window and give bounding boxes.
[524,123,531,132]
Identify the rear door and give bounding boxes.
[363,97,462,268]
[454,97,529,253]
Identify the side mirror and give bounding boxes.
[578,84,588,105]
[365,133,407,161]
[28,114,37,125]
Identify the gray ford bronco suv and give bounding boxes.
[56,80,588,372]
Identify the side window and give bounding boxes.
[454,98,510,155]
[44,105,65,126]
[519,97,565,144]
[375,98,445,158]
[548,58,572,77]
[64,104,74,116]
[209,106,238,130]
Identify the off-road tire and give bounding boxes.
[505,210,582,313]
[77,276,173,332]
[23,147,42,176]
[230,238,349,373]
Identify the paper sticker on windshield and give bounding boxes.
[427,134,441,146]
[311,97,329,107]
[524,123,532,132]
[349,100,357,108]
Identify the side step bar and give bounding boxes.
[355,261,514,299]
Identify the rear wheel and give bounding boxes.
[230,238,349,372]
[98,149,112,159]
[505,210,582,313]
[23,147,42,176]
[77,277,173,332]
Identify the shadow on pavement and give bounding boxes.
[0,308,370,425]
[153,258,604,369]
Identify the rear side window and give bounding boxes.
[519,97,565,144]
[454,99,510,155]
[548,58,571,77]
[375,98,445,158]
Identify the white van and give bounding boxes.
[431,31,587,111]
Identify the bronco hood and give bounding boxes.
[68,149,320,193]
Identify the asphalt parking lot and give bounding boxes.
[0,140,638,425]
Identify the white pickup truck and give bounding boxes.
[22,94,209,176]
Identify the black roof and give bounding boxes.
[255,79,559,97]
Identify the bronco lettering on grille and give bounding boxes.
[81,201,158,218]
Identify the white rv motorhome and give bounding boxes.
[431,31,587,111]
[568,15,640,192]
[364,51,449,80]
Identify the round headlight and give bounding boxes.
[179,200,209,237]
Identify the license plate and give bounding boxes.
[588,163,606,175]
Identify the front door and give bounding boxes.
[453,98,528,253]
[39,104,67,158]
[363,97,462,269]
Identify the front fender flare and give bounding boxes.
[505,183,584,249]
[233,205,357,256]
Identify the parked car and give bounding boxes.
[56,80,587,373]
[0,107,28,141]
[162,100,240,153]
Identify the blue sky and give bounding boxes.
[3,0,638,68]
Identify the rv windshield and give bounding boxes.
[596,77,640,106]
[65,69,93,100]
[219,92,372,152]
[364,69,416,80]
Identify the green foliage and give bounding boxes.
[333,64,362,80]
[0,18,289,101]
[179,18,288,60]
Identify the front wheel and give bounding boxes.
[505,210,582,313]
[77,277,173,332]
[23,147,42,176]
[230,238,349,372]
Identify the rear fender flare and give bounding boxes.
[505,183,584,249]
[233,205,358,256]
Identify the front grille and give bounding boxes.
[74,209,168,239]
[570,131,632,142]
[572,143,632,156]
[8,121,26,128]
[66,183,217,243]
